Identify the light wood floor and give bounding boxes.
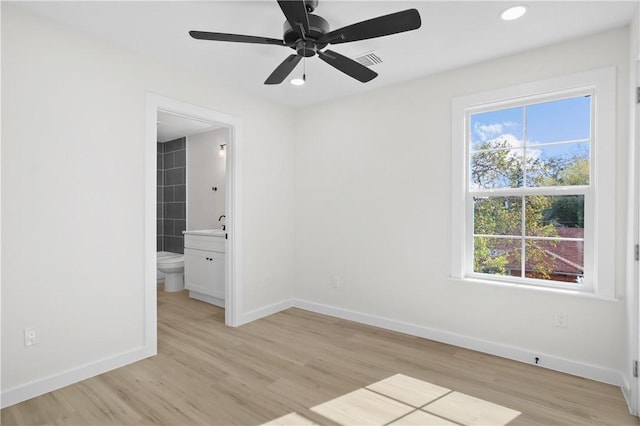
[2,290,639,425]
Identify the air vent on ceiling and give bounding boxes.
[354,52,383,67]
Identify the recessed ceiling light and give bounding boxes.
[290,77,305,86]
[500,5,527,21]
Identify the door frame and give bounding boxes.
[144,93,243,354]
[629,56,640,415]
[627,56,640,416]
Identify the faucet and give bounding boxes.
[218,214,226,231]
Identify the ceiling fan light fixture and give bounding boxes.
[291,57,307,86]
[500,5,527,21]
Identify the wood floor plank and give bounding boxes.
[2,290,638,425]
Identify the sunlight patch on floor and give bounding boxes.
[261,374,521,425]
[262,412,319,425]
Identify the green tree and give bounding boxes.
[471,137,571,279]
[543,158,588,228]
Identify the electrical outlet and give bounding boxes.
[554,311,568,328]
[24,327,39,347]
[331,276,340,289]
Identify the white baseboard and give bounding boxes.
[188,290,224,308]
[239,298,294,326]
[293,299,624,387]
[0,298,292,408]
[1,346,154,409]
[622,376,637,416]
[2,298,626,409]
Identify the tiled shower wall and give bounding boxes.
[157,137,186,254]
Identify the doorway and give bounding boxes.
[144,94,242,357]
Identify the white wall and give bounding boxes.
[1,4,295,403]
[294,27,631,384]
[187,128,227,231]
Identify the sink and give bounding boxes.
[183,229,225,237]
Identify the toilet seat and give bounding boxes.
[158,255,184,268]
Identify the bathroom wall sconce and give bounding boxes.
[219,144,227,156]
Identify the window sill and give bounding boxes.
[448,276,619,302]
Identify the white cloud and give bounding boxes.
[473,121,521,142]
[482,133,540,161]
[498,134,523,149]
[474,122,503,142]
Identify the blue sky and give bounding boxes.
[469,95,591,189]
[470,95,591,149]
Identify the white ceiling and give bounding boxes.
[157,111,222,142]
[13,1,638,108]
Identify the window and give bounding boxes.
[451,68,616,298]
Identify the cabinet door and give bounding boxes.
[208,251,225,299]
[184,248,225,299]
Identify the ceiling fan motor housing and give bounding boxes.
[283,14,330,56]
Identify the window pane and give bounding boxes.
[473,196,522,236]
[470,148,524,189]
[474,237,521,277]
[470,107,523,150]
[526,143,590,187]
[526,96,591,144]
[525,239,584,283]
[525,195,584,236]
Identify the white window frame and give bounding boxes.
[451,67,616,299]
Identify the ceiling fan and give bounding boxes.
[189,0,421,85]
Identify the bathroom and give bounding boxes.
[156,111,229,307]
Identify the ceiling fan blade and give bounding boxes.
[189,31,287,46]
[319,9,421,45]
[264,54,303,85]
[278,0,310,37]
[318,50,377,83]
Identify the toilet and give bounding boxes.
[157,251,184,292]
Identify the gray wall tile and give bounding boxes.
[165,236,184,254]
[163,219,174,236]
[164,152,175,169]
[163,186,174,203]
[165,202,185,219]
[165,137,185,153]
[174,150,186,167]
[165,168,184,185]
[174,185,186,202]
[158,137,186,254]
[174,219,186,236]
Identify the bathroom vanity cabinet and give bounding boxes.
[183,230,225,307]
